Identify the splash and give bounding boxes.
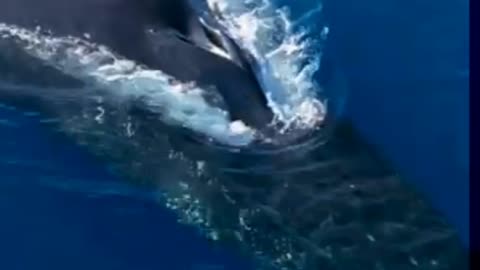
[0,23,255,146]
[205,0,328,132]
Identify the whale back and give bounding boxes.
[0,0,274,130]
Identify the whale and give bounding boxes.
[0,0,468,269]
[0,0,274,132]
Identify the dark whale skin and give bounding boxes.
[0,0,274,130]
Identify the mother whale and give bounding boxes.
[0,0,469,269]
[0,0,274,133]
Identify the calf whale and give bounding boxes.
[0,0,274,134]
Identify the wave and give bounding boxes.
[204,0,328,131]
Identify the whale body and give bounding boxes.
[0,0,274,131]
[0,1,468,269]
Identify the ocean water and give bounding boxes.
[0,0,469,270]
[0,105,254,270]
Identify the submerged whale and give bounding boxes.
[0,0,274,132]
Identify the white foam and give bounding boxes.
[0,23,255,146]
[206,0,328,131]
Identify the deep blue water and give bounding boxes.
[0,106,255,270]
[320,0,469,246]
